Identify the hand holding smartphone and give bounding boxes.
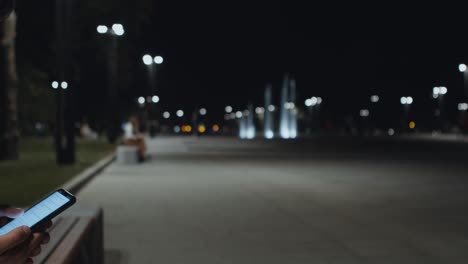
[0,189,76,235]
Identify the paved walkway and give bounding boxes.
[78,136,468,264]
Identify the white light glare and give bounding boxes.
[235,111,243,118]
[61,82,68,89]
[311,97,318,106]
[112,24,124,36]
[176,110,184,117]
[268,105,276,112]
[52,81,59,89]
[360,109,370,117]
[97,25,108,34]
[154,56,164,65]
[370,95,379,103]
[152,95,160,103]
[458,103,468,111]
[440,87,448,95]
[305,99,312,107]
[255,107,265,114]
[163,112,170,119]
[143,55,153,65]
[433,86,448,96]
[317,97,322,105]
[225,106,233,113]
[459,63,467,73]
[138,97,145,105]
[388,128,395,136]
[199,108,207,116]
[400,96,413,105]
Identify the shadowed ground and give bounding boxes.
[78,136,468,264]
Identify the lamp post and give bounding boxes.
[432,86,447,132]
[304,96,322,134]
[459,64,468,99]
[97,23,125,143]
[53,0,77,164]
[400,96,413,133]
[142,54,164,136]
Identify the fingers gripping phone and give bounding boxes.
[0,189,76,235]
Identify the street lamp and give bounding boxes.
[199,108,207,116]
[225,105,233,113]
[154,56,164,65]
[176,110,184,117]
[459,64,467,73]
[433,86,447,132]
[142,54,153,65]
[305,96,322,134]
[400,96,413,133]
[96,23,125,143]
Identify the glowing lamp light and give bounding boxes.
[305,99,312,107]
[174,126,181,133]
[359,109,370,117]
[440,87,448,95]
[235,111,243,118]
[51,81,59,89]
[199,108,207,116]
[61,82,68,89]
[225,106,233,113]
[138,97,145,105]
[163,112,170,119]
[152,95,160,103]
[112,24,124,36]
[198,125,206,133]
[176,110,184,117]
[388,128,395,136]
[268,105,276,112]
[370,95,379,103]
[458,103,468,111]
[409,121,416,129]
[212,124,220,132]
[154,56,164,65]
[459,63,467,73]
[97,25,108,34]
[255,107,265,114]
[143,55,153,65]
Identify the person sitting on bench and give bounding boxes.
[122,116,147,161]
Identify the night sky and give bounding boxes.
[15,1,468,129]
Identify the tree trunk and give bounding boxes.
[0,11,18,160]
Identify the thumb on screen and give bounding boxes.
[0,226,31,254]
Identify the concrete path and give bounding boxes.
[78,136,468,264]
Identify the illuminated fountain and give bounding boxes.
[279,74,290,139]
[264,84,274,139]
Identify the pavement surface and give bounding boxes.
[78,136,468,264]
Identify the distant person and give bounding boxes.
[79,119,98,139]
[122,116,147,161]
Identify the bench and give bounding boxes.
[35,206,104,264]
[117,145,139,164]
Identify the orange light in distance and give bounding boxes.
[212,124,220,132]
[409,121,416,129]
[198,125,206,133]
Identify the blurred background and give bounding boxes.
[2,1,468,263]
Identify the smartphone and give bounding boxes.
[0,189,76,235]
